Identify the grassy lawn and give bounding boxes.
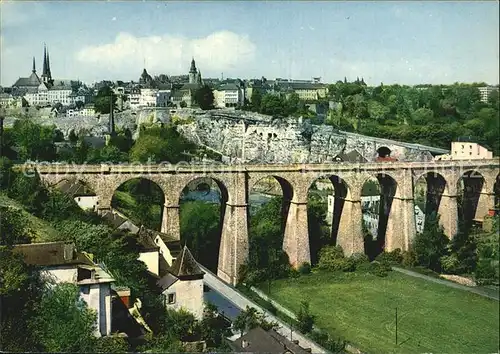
[258,271,499,354]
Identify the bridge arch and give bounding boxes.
[306,174,353,263]
[247,175,294,272]
[177,176,229,273]
[457,170,488,232]
[110,177,166,231]
[360,173,398,258]
[413,171,450,235]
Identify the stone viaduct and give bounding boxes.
[24,159,500,285]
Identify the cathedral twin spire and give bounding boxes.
[41,44,53,86]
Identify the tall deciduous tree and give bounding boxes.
[194,85,215,110]
[94,86,117,114]
[32,283,97,353]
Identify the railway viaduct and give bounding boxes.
[22,160,500,285]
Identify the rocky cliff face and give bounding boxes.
[4,107,444,163]
[174,109,442,163]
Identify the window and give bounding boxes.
[167,293,176,304]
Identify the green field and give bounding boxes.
[259,271,499,353]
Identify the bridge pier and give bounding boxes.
[161,204,181,239]
[386,196,416,251]
[438,194,458,238]
[475,192,495,221]
[218,203,249,286]
[337,198,364,256]
[283,199,311,267]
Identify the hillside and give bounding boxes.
[0,193,61,243]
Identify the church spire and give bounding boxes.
[42,44,48,76]
[189,57,197,74]
[46,46,52,79]
[32,57,36,73]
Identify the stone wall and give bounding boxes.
[4,107,446,162]
[175,109,445,163]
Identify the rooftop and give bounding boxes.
[231,326,310,354]
[168,246,204,279]
[12,241,94,267]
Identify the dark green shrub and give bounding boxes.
[402,250,417,267]
[245,269,267,286]
[298,262,312,275]
[375,249,403,264]
[289,268,301,278]
[296,301,315,334]
[350,253,370,270]
[475,259,497,285]
[370,262,390,277]
[355,261,373,273]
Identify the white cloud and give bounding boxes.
[0,2,46,28]
[75,31,256,80]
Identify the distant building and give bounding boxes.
[55,179,99,211]
[13,242,115,337]
[478,86,496,103]
[450,140,493,160]
[213,82,244,108]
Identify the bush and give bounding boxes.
[245,269,268,286]
[440,254,461,274]
[318,245,346,271]
[309,329,346,353]
[289,268,301,278]
[298,262,312,275]
[475,259,498,285]
[402,250,417,267]
[349,253,370,270]
[375,249,403,264]
[370,261,391,277]
[296,301,315,334]
[355,261,373,273]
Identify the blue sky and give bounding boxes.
[1,1,498,86]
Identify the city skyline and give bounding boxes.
[1,1,499,86]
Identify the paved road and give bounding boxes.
[204,286,241,321]
[200,264,329,354]
[392,267,499,301]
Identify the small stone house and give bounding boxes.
[12,242,115,337]
[56,179,99,211]
[157,246,205,320]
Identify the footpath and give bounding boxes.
[200,264,329,354]
[392,267,499,301]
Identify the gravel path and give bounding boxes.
[392,267,499,301]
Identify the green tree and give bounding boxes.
[251,89,263,111]
[8,172,49,215]
[260,94,284,116]
[94,86,117,114]
[180,201,221,272]
[296,300,315,333]
[68,130,78,143]
[11,120,57,161]
[194,85,215,110]
[32,283,97,353]
[130,125,196,163]
[0,157,14,190]
[413,213,449,272]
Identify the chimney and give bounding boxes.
[63,244,74,261]
[241,340,249,349]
